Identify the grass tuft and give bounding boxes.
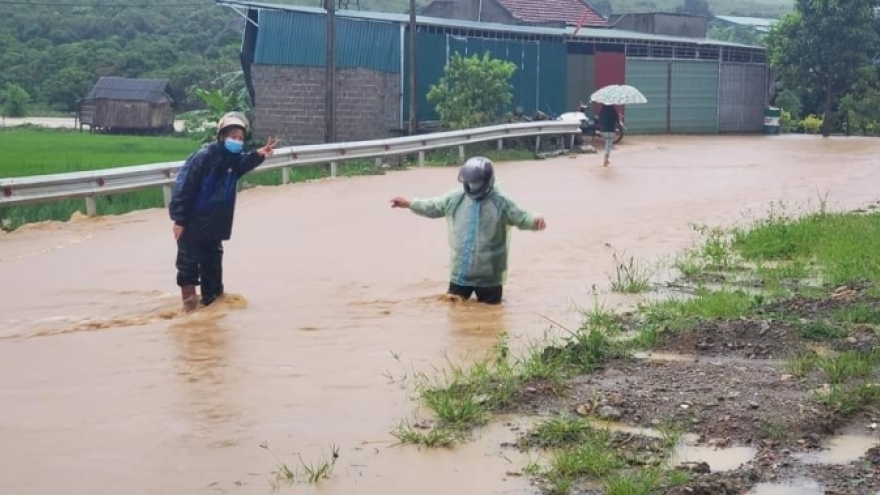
[610,252,654,294]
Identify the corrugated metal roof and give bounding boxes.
[255,10,400,72]
[714,15,778,28]
[215,0,766,49]
[84,77,171,104]
[498,0,606,26]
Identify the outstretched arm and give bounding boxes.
[502,195,546,231]
[233,137,278,176]
[390,191,455,219]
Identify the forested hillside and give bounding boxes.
[0,0,790,115]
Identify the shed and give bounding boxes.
[78,77,175,134]
[215,0,769,144]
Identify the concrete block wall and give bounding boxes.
[251,64,401,146]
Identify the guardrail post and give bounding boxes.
[497,139,503,150]
[162,186,172,207]
[535,136,542,154]
[418,151,425,167]
[329,162,338,177]
[85,197,97,217]
[374,157,382,169]
[570,134,576,151]
[458,145,465,161]
[281,167,290,185]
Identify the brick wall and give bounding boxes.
[250,64,401,145]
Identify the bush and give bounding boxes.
[1,83,30,117]
[427,52,516,130]
[780,109,798,133]
[802,114,823,134]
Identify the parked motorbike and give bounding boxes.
[513,104,625,147]
[569,103,626,145]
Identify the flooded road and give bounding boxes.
[2,135,880,494]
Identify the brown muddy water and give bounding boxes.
[2,135,880,494]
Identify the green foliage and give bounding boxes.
[179,71,253,142]
[733,208,880,286]
[764,0,880,136]
[774,89,803,119]
[0,0,243,112]
[801,114,823,134]
[427,52,516,130]
[1,83,30,117]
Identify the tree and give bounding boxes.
[765,0,880,137]
[427,52,516,130]
[1,83,30,117]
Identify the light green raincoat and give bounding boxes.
[409,186,540,287]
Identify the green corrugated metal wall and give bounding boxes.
[670,61,719,134]
[254,10,400,73]
[403,33,567,121]
[625,59,721,134]
[624,59,669,134]
[567,54,595,110]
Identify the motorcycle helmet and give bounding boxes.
[458,156,495,200]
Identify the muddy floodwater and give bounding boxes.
[2,135,880,495]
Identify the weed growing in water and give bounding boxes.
[261,441,339,488]
[691,223,737,271]
[391,421,458,448]
[524,416,598,448]
[604,468,662,495]
[673,248,707,280]
[610,252,654,294]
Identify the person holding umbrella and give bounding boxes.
[598,103,620,167]
[590,84,648,167]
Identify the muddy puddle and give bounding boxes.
[3,135,880,494]
[794,432,880,465]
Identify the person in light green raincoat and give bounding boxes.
[390,156,546,305]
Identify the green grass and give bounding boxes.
[260,441,339,488]
[2,128,198,177]
[831,303,880,325]
[520,416,685,495]
[817,350,879,384]
[733,209,880,286]
[817,383,880,416]
[798,320,848,341]
[610,252,654,294]
[1,129,540,231]
[393,327,629,448]
[640,287,758,328]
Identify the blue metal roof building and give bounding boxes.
[216,0,769,143]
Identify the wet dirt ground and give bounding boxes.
[2,134,880,494]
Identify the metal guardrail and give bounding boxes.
[0,121,581,216]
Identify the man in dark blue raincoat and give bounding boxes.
[169,112,277,312]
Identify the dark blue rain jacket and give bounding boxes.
[168,142,265,240]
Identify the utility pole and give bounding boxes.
[408,0,417,135]
[325,0,337,143]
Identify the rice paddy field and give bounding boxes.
[0,127,533,231]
